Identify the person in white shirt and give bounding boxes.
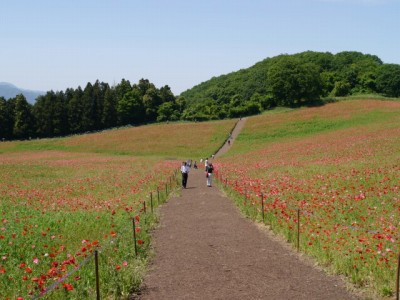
[181,161,190,188]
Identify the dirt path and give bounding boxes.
[136,119,359,300]
[215,117,247,157]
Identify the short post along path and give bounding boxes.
[136,118,358,300]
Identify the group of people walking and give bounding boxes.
[181,158,214,189]
[180,129,237,189]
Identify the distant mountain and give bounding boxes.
[0,82,44,104]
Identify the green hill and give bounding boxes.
[180,51,400,120]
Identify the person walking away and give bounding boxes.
[206,163,214,187]
[181,161,189,188]
[193,161,198,169]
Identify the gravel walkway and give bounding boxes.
[136,118,359,300]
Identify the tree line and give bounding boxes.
[1,51,400,140]
[0,79,185,140]
[181,51,400,120]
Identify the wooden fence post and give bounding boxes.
[396,253,400,300]
[261,193,265,223]
[94,250,100,300]
[150,192,153,213]
[132,218,138,256]
[297,209,300,252]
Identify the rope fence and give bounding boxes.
[31,169,180,299]
[216,171,400,299]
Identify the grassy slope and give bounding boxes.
[0,119,237,299]
[0,119,237,159]
[1,99,399,297]
[216,99,400,297]
[227,99,400,157]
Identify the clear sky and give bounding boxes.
[1,0,399,95]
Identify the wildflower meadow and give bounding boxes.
[216,100,400,296]
[0,119,236,299]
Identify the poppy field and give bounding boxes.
[0,119,236,299]
[216,100,400,296]
[0,151,179,299]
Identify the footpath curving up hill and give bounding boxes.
[136,118,359,300]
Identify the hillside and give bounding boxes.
[216,99,400,296]
[2,51,399,142]
[0,119,237,159]
[0,117,237,299]
[180,51,400,120]
[1,99,399,298]
[0,82,44,103]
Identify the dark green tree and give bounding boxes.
[13,94,34,139]
[159,85,176,103]
[157,102,180,122]
[33,91,68,137]
[267,56,323,106]
[143,87,161,122]
[34,92,55,137]
[81,82,96,131]
[53,91,69,136]
[102,87,117,128]
[92,80,106,130]
[115,79,131,102]
[68,87,84,133]
[0,97,14,140]
[117,89,144,125]
[376,64,400,97]
[135,78,152,96]
[331,81,351,97]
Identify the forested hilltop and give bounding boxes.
[181,51,400,120]
[1,51,399,140]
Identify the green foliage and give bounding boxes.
[117,89,145,125]
[1,51,399,142]
[0,96,14,140]
[331,81,351,97]
[101,87,117,128]
[181,50,396,117]
[266,55,323,106]
[67,87,84,133]
[376,64,400,97]
[13,94,34,139]
[1,78,183,140]
[157,102,180,122]
[34,91,69,137]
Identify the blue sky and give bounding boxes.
[1,0,399,95]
